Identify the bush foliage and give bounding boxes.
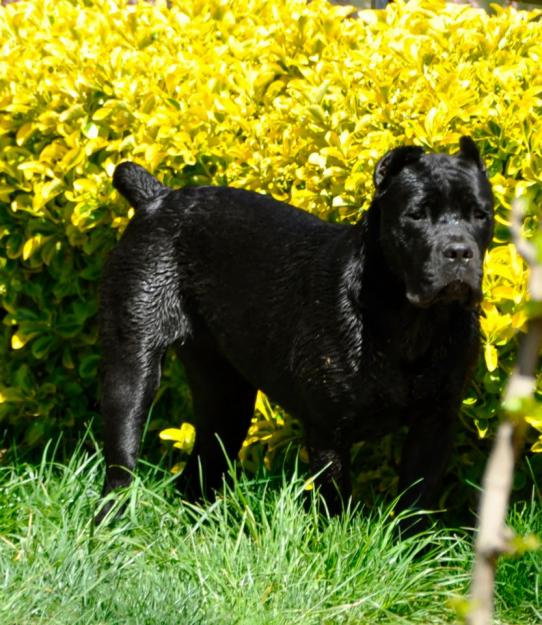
[1,0,542,497]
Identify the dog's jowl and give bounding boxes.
[97,137,494,523]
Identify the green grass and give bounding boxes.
[0,440,540,625]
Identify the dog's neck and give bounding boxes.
[355,204,408,308]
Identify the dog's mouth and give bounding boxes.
[407,280,481,309]
[439,280,474,301]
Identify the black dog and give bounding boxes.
[97,137,494,522]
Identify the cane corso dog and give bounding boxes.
[97,137,494,523]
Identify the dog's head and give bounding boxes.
[372,137,494,309]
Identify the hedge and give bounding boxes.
[1,0,541,501]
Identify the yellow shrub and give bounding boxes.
[0,0,541,475]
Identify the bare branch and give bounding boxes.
[509,198,537,267]
[467,422,515,625]
[466,198,542,625]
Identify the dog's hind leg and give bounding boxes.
[100,344,164,494]
[176,343,256,500]
[97,252,187,522]
[95,345,166,523]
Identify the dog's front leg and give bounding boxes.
[397,406,457,528]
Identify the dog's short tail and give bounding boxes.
[112,162,169,210]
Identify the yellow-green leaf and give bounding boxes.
[484,343,498,372]
[22,234,47,261]
[11,331,36,350]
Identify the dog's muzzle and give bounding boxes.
[407,236,483,309]
[438,236,482,304]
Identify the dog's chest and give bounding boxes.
[364,344,439,402]
[345,357,432,441]
[350,319,451,430]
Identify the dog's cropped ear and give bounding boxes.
[374,146,425,193]
[458,136,486,172]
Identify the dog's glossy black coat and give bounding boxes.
[98,138,494,521]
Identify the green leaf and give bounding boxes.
[78,354,100,379]
[31,334,55,360]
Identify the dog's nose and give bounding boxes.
[443,242,474,262]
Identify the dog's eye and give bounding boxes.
[473,209,488,220]
[405,209,426,221]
